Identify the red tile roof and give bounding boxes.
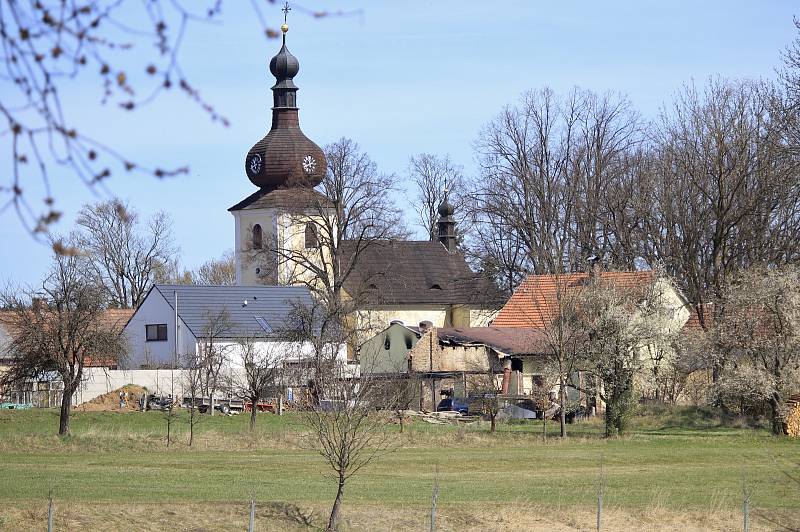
[492,271,655,328]
[682,303,714,331]
[0,308,133,367]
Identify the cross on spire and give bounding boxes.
[282,2,291,23]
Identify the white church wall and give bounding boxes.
[123,289,197,369]
[355,306,448,342]
[234,209,278,285]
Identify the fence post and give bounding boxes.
[248,497,256,532]
[430,466,440,532]
[47,487,54,532]
[596,455,604,531]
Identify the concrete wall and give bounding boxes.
[74,368,191,405]
[123,289,197,369]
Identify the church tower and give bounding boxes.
[229,8,330,286]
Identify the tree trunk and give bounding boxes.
[328,474,346,531]
[250,401,258,432]
[490,414,496,433]
[58,385,73,436]
[559,374,567,438]
[398,412,404,433]
[189,408,194,447]
[770,397,785,436]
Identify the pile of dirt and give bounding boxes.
[77,384,147,412]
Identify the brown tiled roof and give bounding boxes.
[228,187,332,212]
[341,240,504,306]
[436,326,551,356]
[0,308,133,367]
[492,270,655,328]
[683,303,714,331]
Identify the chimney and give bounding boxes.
[587,255,602,280]
[418,320,433,334]
[31,297,45,311]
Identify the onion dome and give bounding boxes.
[244,20,326,190]
[438,195,455,217]
[437,193,457,252]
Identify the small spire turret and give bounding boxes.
[437,191,457,252]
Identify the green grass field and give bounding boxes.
[0,407,798,531]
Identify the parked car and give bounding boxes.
[436,397,469,414]
[145,394,174,411]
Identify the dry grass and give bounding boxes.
[0,501,791,531]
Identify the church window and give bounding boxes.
[384,336,391,350]
[304,222,318,249]
[252,224,263,249]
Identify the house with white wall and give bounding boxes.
[123,284,343,370]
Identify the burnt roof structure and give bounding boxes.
[242,17,326,193]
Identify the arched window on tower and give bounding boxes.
[304,222,318,249]
[252,224,263,250]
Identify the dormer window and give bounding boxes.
[252,224,263,250]
[304,222,318,249]
[430,284,442,290]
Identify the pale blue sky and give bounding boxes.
[1,0,798,286]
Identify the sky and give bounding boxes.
[1,0,798,287]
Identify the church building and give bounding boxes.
[228,18,501,338]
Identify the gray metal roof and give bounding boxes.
[153,284,313,339]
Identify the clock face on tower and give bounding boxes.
[302,155,317,175]
[248,154,262,175]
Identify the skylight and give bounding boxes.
[254,315,273,333]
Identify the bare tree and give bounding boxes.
[193,250,236,285]
[531,274,583,438]
[0,249,127,435]
[633,78,800,339]
[286,299,398,531]
[183,351,203,446]
[75,199,175,308]
[232,335,284,432]
[470,87,641,287]
[0,1,353,235]
[467,366,503,433]
[198,309,234,416]
[407,153,466,240]
[715,265,800,435]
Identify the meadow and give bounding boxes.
[0,407,798,531]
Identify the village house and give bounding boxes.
[360,268,694,412]
[122,284,343,370]
[0,308,133,406]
